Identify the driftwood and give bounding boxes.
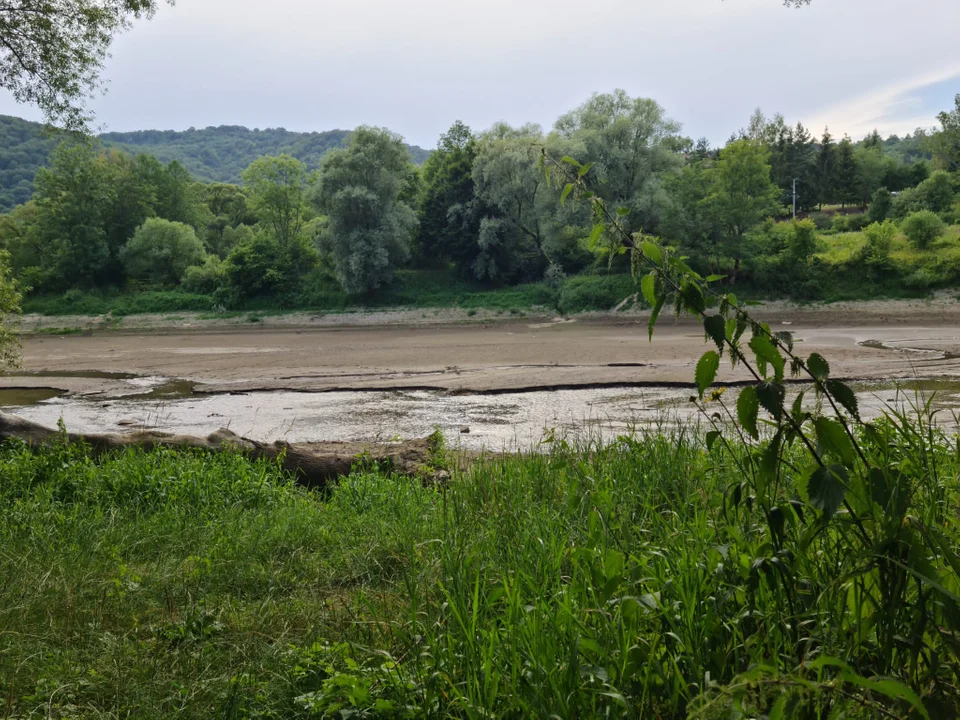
[0,411,437,488]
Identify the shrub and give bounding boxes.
[845,213,871,232]
[808,211,832,231]
[831,214,848,233]
[785,219,818,263]
[556,274,635,313]
[181,255,226,294]
[857,220,896,265]
[868,187,893,222]
[901,210,946,249]
[120,218,206,286]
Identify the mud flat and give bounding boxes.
[6,301,960,449]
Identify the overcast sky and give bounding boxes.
[2,0,959,148]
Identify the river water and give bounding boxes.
[3,378,959,451]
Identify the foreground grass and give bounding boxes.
[1,420,959,718]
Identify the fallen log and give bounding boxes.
[0,410,439,488]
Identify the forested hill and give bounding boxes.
[0,115,431,212]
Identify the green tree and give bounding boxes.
[119,218,206,285]
[0,250,21,370]
[32,141,116,288]
[661,159,723,272]
[926,94,960,172]
[707,139,780,280]
[553,89,683,235]
[471,123,555,281]
[315,127,418,293]
[242,154,313,248]
[853,145,888,209]
[814,128,835,209]
[868,187,893,223]
[834,136,859,208]
[416,121,484,274]
[0,1,170,128]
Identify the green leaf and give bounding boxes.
[560,183,574,206]
[806,464,849,520]
[749,335,785,382]
[640,272,657,306]
[826,379,859,419]
[808,352,830,380]
[838,673,930,720]
[648,295,665,341]
[616,206,630,217]
[587,223,605,249]
[814,417,856,467]
[703,315,726,352]
[561,156,581,168]
[577,162,593,178]
[706,431,721,452]
[640,240,661,264]
[791,390,806,421]
[756,382,786,421]
[737,386,760,440]
[759,430,783,486]
[695,351,720,398]
[681,282,706,315]
[867,467,890,506]
[705,274,726,283]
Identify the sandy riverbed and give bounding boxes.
[3,299,960,448]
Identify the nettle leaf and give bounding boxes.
[681,282,706,315]
[696,351,720,398]
[587,223,606,249]
[808,353,830,380]
[616,206,630,217]
[759,430,783,485]
[705,274,726,283]
[814,417,856,467]
[703,315,726,353]
[826,379,860,419]
[577,162,593,178]
[756,382,786,421]
[737,386,760,440]
[648,295,665,341]
[807,464,849,520]
[561,156,581,168]
[640,272,657,306]
[640,240,661,264]
[749,335,786,382]
[791,390,806,421]
[560,183,574,206]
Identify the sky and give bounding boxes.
[1,0,959,149]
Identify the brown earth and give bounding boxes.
[8,297,960,399]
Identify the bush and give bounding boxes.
[785,219,818,263]
[808,212,833,231]
[831,214,848,233]
[120,218,206,286]
[857,220,896,265]
[844,213,871,232]
[556,274,635,313]
[901,210,946,249]
[181,255,226,294]
[868,187,892,222]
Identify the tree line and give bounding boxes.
[0,90,958,308]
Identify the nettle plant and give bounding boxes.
[545,152,960,716]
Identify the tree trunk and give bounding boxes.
[0,411,441,488]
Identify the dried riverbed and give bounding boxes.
[7,305,960,450]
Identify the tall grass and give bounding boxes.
[1,408,958,717]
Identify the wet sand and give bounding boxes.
[6,301,960,448]
[10,308,960,399]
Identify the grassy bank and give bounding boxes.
[2,415,959,718]
[22,271,638,318]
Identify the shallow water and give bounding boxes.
[6,379,960,451]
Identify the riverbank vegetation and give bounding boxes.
[1,404,957,718]
[2,93,959,316]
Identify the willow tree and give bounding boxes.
[0,1,171,129]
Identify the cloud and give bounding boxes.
[803,65,960,141]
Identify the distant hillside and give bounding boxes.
[0,115,432,213]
